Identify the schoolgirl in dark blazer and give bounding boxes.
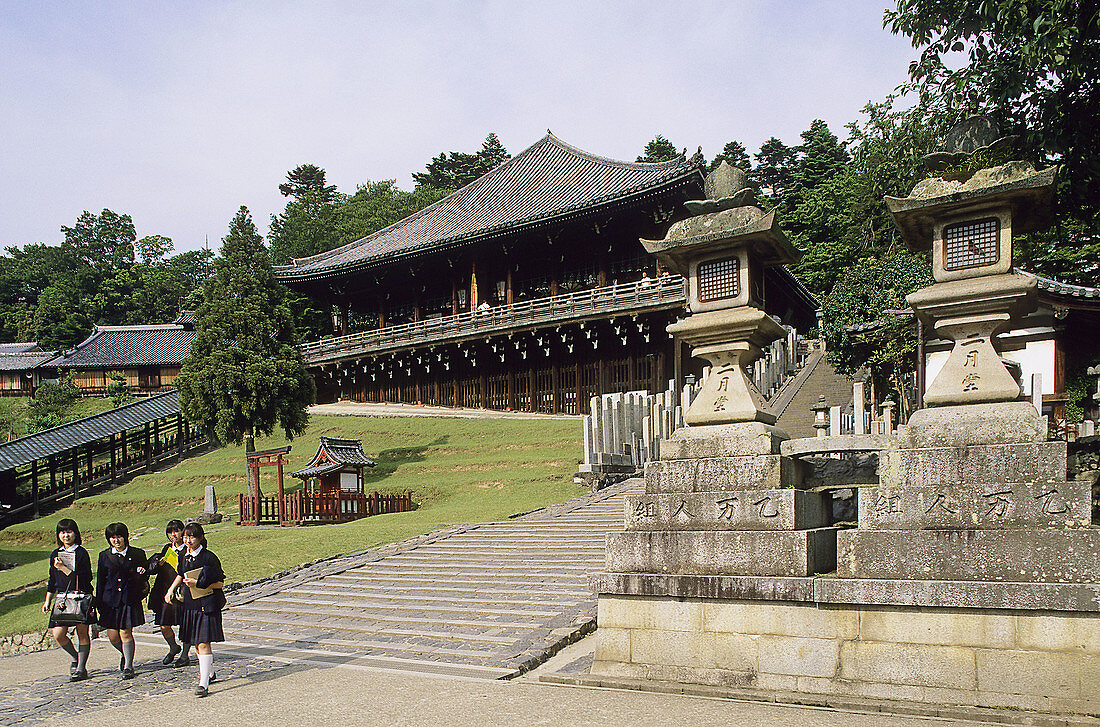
[148,519,187,665]
[96,522,148,679]
[165,522,224,697]
[41,518,94,681]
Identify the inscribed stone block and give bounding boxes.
[858,479,1090,530]
[624,489,827,531]
[878,441,1067,488]
[659,422,787,459]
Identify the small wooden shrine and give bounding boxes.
[290,437,376,494]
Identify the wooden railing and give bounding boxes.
[238,490,414,526]
[300,275,686,364]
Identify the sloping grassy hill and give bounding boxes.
[0,415,583,636]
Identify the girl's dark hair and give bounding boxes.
[165,519,185,535]
[104,522,130,548]
[183,522,207,548]
[56,518,81,547]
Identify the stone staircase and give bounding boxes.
[178,480,638,680]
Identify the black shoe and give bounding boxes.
[121,667,135,680]
[172,655,191,668]
[194,686,208,697]
[163,645,181,666]
[70,669,88,682]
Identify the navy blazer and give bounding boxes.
[96,547,149,608]
[177,548,226,614]
[148,542,186,609]
[47,546,93,595]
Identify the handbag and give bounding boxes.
[53,590,93,625]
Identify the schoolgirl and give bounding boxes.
[96,522,148,679]
[41,518,94,681]
[147,519,187,666]
[164,522,225,697]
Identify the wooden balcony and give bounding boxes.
[300,275,686,365]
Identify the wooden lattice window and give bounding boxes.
[943,218,999,270]
[698,257,740,301]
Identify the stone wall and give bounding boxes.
[594,594,1100,714]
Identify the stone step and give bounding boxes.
[218,623,506,661]
[294,576,594,593]
[367,555,602,567]
[281,586,585,609]
[232,595,567,619]
[323,573,592,591]
[230,602,548,631]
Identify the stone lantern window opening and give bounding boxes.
[697,256,740,302]
[943,217,1000,270]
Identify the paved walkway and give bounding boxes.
[310,401,578,420]
[0,638,1007,727]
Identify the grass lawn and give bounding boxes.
[0,415,583,637]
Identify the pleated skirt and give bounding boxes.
[97,601,146,630]
[178,608,224,644]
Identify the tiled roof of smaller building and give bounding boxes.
[0,390,181,471]
[0,351,55,372]
[0,342,41,354]
[275,133,703,282]
[45,324,196,369]
[291,436,376,478]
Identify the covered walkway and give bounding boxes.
[0,390,208,527]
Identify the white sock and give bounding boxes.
[198,653,214,688]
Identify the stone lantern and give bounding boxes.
[885,117,1057,445]
[641,163,800,431]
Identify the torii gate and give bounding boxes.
[241,445,290,525]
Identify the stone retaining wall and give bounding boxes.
[593,594,1100,715]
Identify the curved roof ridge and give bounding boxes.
[1015,268,1100,297]
[541,131,690,171]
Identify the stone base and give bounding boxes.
[899,402,1044,447]
[837,528,1100,582]
[625,490,829,531]
[644,455,806,493]
[592,593,1100,716]
[660,422,789,460]
[606,528,837,577]
[878,440,1067,489]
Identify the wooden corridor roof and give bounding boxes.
[0,390,182,471]
[274,132,704,283]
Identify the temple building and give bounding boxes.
[0,343,52,396]
[276,133,818,414]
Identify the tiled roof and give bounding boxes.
[45,325,196,369]
[0,390,180,471]
[275,133,703,282]
[0,342,41,354]
[292,436,376,477]
[1018,269,1100,301]
[0,351,55,372]
[289,462,343,479]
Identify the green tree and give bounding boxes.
[105,371,135,408]
[135,235,174,266]
[752,137,797,203]
[176,206,315,446]
[821,251,934,421]
[26,371,79,433]
[268,164,343,266]
[792,120,850,195]
[412,133,511,190]
[636,135,680,163]
[708,140,753,174]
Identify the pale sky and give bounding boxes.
[0,1,918,254]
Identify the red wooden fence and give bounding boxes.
[238,490,414,526]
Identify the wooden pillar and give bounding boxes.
[378,301,385,329]
[176,413,184,459]
[86,441,93,482]
[452,279,458,315]
[152,417,160,455]
[341,299,349,336]
[48,455,56,497]
[653,348,664,394]
[598,263,607,287]
[507,367,516,411]
[121,429,128,466]
[71,447,79,501]
[413,303,422,322]
[627,349,638,391]
[551,361,561,413]
[575,360,584,415]
[597,356,608,397]
[31,459,39,518]
[527,367,535,412]
[550,274,559,296]
[144,422,152,471]
[277,455,286,525]
[506,268,514,305]
[470,261,479,309]
[673,337,684,395]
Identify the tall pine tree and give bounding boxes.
[176,206,314,446]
